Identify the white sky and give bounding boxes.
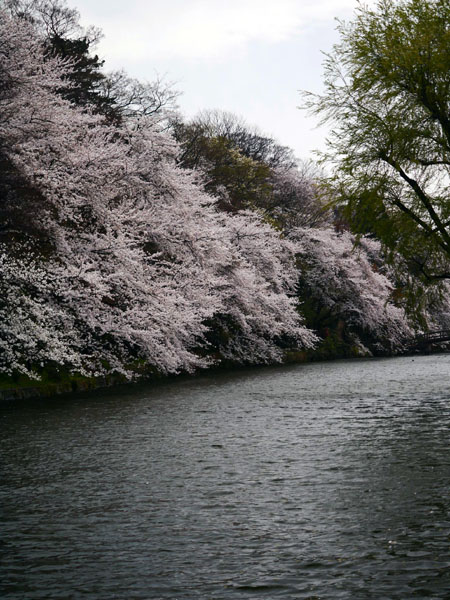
[70,0,372,161]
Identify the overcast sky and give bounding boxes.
[70,0,372,161]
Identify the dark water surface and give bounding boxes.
[1,355,450,599]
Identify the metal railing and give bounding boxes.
[408,329,450,348]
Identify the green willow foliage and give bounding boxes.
[304,0,450,296]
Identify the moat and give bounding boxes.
[2,354,450,599]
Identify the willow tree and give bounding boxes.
[305,0,450,286]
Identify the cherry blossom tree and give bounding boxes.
[0,8,315,378]
[292,227,413,354]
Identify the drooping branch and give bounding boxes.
[380,151,450,256]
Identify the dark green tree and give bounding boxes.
[4,0,179,124]
[172,110,327,224]
[46,33,117,117]
[172,115,273,211]
[4,0,118,118]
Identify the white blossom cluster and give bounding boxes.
[292,228,413,352]
[0,10,316,378]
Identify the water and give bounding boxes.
[1,354,450,599]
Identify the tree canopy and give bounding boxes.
[305,0,450,286]
[5,0,450,383]
[172,110,328,227]
[0,6,318,378]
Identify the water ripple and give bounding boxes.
[1,354,450,598]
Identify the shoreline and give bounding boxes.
[0,347,436,403]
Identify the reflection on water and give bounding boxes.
[1,354,450,599]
